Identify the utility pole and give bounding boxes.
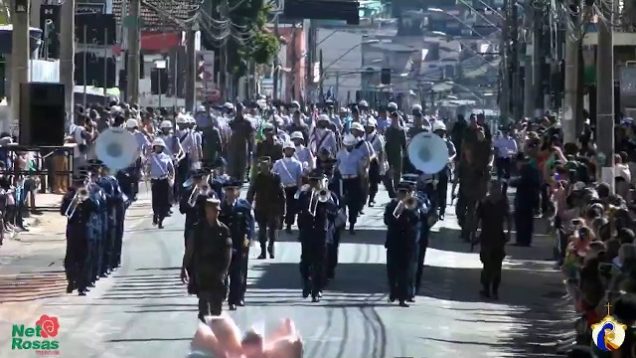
[533,4,545,116]
[562,3,580,144]
[126,0,141,104]
[522,2,534,118]
[305,19,316,104]
[185,29,196,112]
[510,0,521,121]
[499,0,510,119]
[9,0,30,133]
[272,15,279,101]
[596,0,615,191]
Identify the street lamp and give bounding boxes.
[154,59,167,109]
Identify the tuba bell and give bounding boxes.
[406,132,450,174]
[95,127,140,171]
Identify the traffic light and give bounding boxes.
[381,68,391,84]
[151,68,168,95]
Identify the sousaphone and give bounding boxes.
[407,132,450,174]
[95,127,139,171]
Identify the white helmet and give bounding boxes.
[365,117,377,127]
[160,120,172,129]
[152,138,166,147]
[412,104,423,112]
[358,100,369,108]
[175,114,188,124]
[432,121,447,132]
[350,122,364,132]
[282,141,295,150]
[388,102,398,111]
[125,119,138,128]
[291,100,300,108]
[343,134,357,146]
[318,114,330,122]
[290,131,304,140]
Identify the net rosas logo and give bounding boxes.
[12,314,60,354]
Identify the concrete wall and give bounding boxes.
[318,28,362,103]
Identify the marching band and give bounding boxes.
[63,100,470,317]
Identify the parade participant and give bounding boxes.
[384,111,406,198]
[181,115,204,171]
[124,118,149,200]
[375,106,390,135]
[255,123,284,163]
[325,99,343,132]
[408,106,429,139]
[61,173,94,296]
[180,170,210,245]
[219,179,254,310]
[493,128,518,181]
[309,115,338,157]
[272,142,303,233]
[384,180,423,307]
[458,120,493,242]
[297,169,339,302]
[290,131,314,177]
[287,111,310,145]
[158,119,185,201]
[247,157,286,259]
[337,134,363,235]
[147,138,175,229]
[228,103,255,182]
[432,121,456,220]
[411,174,437,297]
[351,122,374,213]
[511,152,541,247]
[181,197,233,322]
[85,161,105,287]
[96,163,124,275]
[474,180,511,300]
[365,118,385,207]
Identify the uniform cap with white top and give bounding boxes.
[282,141,295,150]
[342,134,357,146]
[176,114,188,124]
[152,138,166,147]
[350,122,365,132]
[432,121,447,132]
[388,102,398,110]
[126,119,138,128]
[160,120,173,129]
[358,100,369,107]
[290,131,304,140]
[412,104,422,112]
[365,117,377,127]
[318,114,330,122]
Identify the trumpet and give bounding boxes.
[392,195,418,219]
[187,183,212,207]
[308,179,331,216]
[65,187,90,218]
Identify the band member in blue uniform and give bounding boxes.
[336,134,363,235]
[219,179,254,310]
[411,174,438,297]
[61,173,95,296]
[147,138,175,229]
[84,163,106,287]
[384,181,422,307]
[297,169,339,302]
[317,153,343,279]
[247,157,286,259]
[272,142,303,233]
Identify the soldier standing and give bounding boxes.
[228,103,255,182]
[297,169,339,302]
[61,174,94,296]
[219,180,254,310]
[181,198,233,322]
[246,157,286,259]
[272,142,303,233]
[474,180,511,300]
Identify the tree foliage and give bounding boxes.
[225,0,279,76]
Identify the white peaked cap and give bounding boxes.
[432,121,447,132]
[223,102,235,110]
[160,120,173,128]
[283,141,295,150]
[176,114,188,124]
[152,138,166,147]
[350,122,364,132]
[318,114,330,122]
[412,104,422,111]
[343,134,357,145]
[291,100,300,108]
[125,119,138,128]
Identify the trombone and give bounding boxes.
[65,186,90,218]
[392,194,419,219]
[308,178,330,216]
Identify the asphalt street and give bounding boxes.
[0,188,576,358]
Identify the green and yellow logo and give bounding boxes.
[12,314,60,355]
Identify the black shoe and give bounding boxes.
[258,250,266,259]
[302,287,310,298]
[388,293,396,302]
[238,300,245,307]
[439,214,445,221]
[66,283,74,293]
[158,222,164,229]
[152,215,158,225]
[398,300,409,307]
[406,297,415,303]
[229,304,237,311]
[78,291,87,296]
[267,245,274,259]
[479,290,491,299]
[312,295,320,303]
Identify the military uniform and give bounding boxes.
[297,170,339,302]
[246,157,286,259]
[218,180,254,310]
[183,200,233,321]
[61,175,95,296]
